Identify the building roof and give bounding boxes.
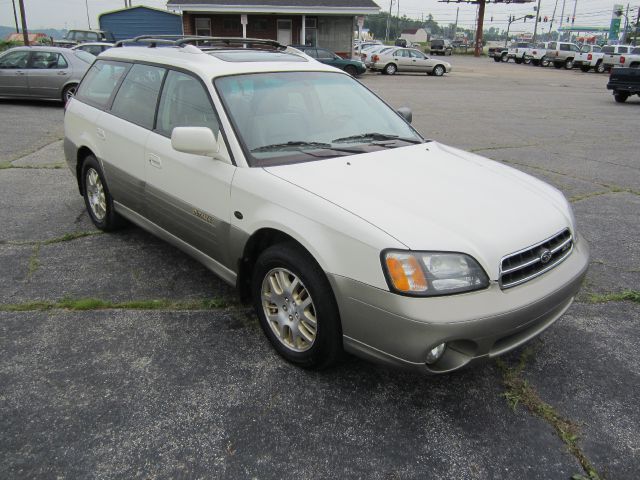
[167,0,380,15]
[402,28,421,34]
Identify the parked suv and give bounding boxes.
[543,41,581,69]
[429,39,453,56]
[64,36,588,374]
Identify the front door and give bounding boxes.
[277,19,292,45]
[145,70,235,267]
[0,50,30,97]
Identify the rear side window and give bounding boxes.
[560,44,570,51]
[75,60,128,108]
[29,51,68,69]
[110,64,166,129]
[618,47,628,53]
[155,70,219,137]
[602,46,614,54]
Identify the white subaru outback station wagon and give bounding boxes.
[64,37,589,374]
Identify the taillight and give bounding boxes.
[532,50,537,55]
[587,53,592,60]
[372,55,379,62]
[620,56,625,64]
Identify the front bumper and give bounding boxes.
[328,234,589,374]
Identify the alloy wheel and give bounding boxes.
[85,168,106,221]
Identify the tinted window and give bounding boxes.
[560,44,570,51]
[304,48,319,58]
[632,47,640,54]
[81,45,104,56]
[0,50,30,69]
[75,60,128,108]
[618,47,628,53]
[86,32,99,42]
[156,71,219,137]
[29,51,68,69]
[431,40,443,47]
[602,46,614,54]
[111,64,165,129]
[316,49,334,60]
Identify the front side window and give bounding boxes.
[304,48,319,59]
[110,64,165,129]
[560,43,570,51]
[29,52,68,69]
[156,70,219,138]
[580,45,591,53]
[75,60,128,108]
[0,51,30,69]
[570,44,580,52]
[409,50,425,59]
[215,72,422,167]
[316,49,334,60]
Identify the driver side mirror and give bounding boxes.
[397,107,412,124]
[171,127,230,163]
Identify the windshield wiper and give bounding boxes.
[332,133,422,144]
[251,141,333,153]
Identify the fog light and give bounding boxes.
[425,343,446,365]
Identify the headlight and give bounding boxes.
[382,250,489,296]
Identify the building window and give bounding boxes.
[253,18,268,31]
[223,17,241,32]
[305,17,317,46]
[195,17,211,36]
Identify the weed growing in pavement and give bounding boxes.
[496,346,602,480]
[0,297,231,312]
[587,290,640,304]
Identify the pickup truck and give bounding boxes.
[601,45,634,70]
[620,47,640,68]
[574,44,605,73]
[543,41,581,69]
[528,42,550,66]
[508,42,533,64]
[489,46,508,62]
[607,67,640,102]
[54,29,115,48]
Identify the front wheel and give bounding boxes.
[523,56,532,65]
[532,59,540,66]
[252,244,342,369]
[431,64,445,76]
[565,59,574,69]
[501,53,508,62]
[81,155,125,231]
[384,63,397,75]
[515,57,523,64]
[541,58,550,67]
[493,56,501,63]
[595,61,605,73]
[344,65,358,77]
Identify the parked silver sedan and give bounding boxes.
[371,47,452,76]
[0,46,94,102]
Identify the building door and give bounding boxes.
[277,19,292,45]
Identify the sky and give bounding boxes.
[0,0,637,34]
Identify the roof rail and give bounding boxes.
[114,35,287,51]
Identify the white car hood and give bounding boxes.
[264,142,571,279]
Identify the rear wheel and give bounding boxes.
[541,57,550,67]
[523,56,532,65]
[81,155,125,231]
[62,83,77,103]
[614,92,629,103]
[501,53,508,62]
[384,63,397,75]
[595,61,605,73]
[565,59,574,69]
[252,244,342,369]
[493,56,501,63]
[532,59,540,66]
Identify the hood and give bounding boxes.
[264,142,572,279]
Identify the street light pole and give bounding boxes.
[505,14,535,47]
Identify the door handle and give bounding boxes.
[148,154,162,169]
[57,71,67,75]
[16,71,25,75]
[96,128,106,140]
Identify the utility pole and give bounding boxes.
[396,0,400,40]
[474,0,485,57]
[557,0,567,41]
[18,0,29,45]
[533,0,542,43]
[453,7,459,41]
[11,0,20,33]
[85,0,92,29]
[548,0,559,35]
[385,0,394,42]
[622,3,630,43]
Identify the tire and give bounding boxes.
[580,65,591,72]
[565,59,574,69]
[541,58,550,67]
[252,243,342,369]
[493,56,501,63]
[446,50,452,56]
[614,92,629,103]
[630,62,640,69]
[384,63,397,75]
[501,53,508,62]
[81,155,125,231]
[553,62,563,69]
[523,56,532,65]
[595,61,605,73]
[532,59,540,66]
[515,57,523,64]
[344,65,358,77]
[432,64,445,76]
[62,83,78,103]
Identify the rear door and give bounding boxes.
[96,62,164,215]
[0,50,31,97]
[144,70,236,266]
[26,50,71,99]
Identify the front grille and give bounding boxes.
[500,229,573,289]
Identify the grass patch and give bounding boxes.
[0,297,231,312]
[41,231,102,245]
[26,244,41,281]
[587,290,640,304]
[497,347,602,480]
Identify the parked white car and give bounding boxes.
[64,37,588,373]
[529,42,549,66]
[360,45,394,68]
[370,47,452,76]
[620,47,640,68]
[602,44,634,70]
[508,42,533,64]
[574,44,605,73]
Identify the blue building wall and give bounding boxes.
[99,6,182,41]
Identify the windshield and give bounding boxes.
[215,72,423,167]
[74,50,96,63]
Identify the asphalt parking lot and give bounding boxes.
[1,55,638,479]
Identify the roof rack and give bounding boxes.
[114,35,287,51]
